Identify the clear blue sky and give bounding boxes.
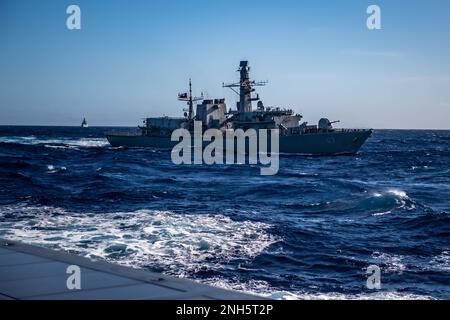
[1,0,449,128]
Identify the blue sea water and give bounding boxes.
[0,126,449,299]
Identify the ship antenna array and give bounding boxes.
[222,61,268,113]
[222,80,268,96]
[178,78,203,120]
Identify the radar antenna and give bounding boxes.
[223,61,267,113]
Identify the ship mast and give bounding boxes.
[179,78,202,121]
[188,79,194,120]
[223,61,267,113]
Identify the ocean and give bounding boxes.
[0,126,449,299]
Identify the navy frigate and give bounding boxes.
[105,61,372,154]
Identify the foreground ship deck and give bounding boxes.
[0,239,261,300]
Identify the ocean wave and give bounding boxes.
[429,250,450,272]
[202,277,435,300]
[46,165,67,174]
[371,252,406,274]
[370,250,450,275]
[66,138,109,148]
[286,291,435,300]
[356,189,417,215]
[401,211,450,232]
[0,136,109,148]
[0,160,32,170]
[0,204,278,277]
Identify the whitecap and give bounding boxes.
[201,277,435,300]
[387,189,408,199]
[0,204,278,276]
[365,189,416,214]
[46,165,66,173]
[372,211,392,216]
[66,138,109,148]
[371,252,406,274]
[429,250,450,272]
[0,136,109,148]
[373,192,383,198]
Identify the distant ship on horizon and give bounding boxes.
[81,117,88,128]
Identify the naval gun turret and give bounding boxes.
[318,118,340,131]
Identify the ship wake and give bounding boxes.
[0,204,278,277]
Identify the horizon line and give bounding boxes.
[0,125,449,131]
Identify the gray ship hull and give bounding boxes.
[105,129,372,155]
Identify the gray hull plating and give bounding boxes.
[106,130,372,155]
